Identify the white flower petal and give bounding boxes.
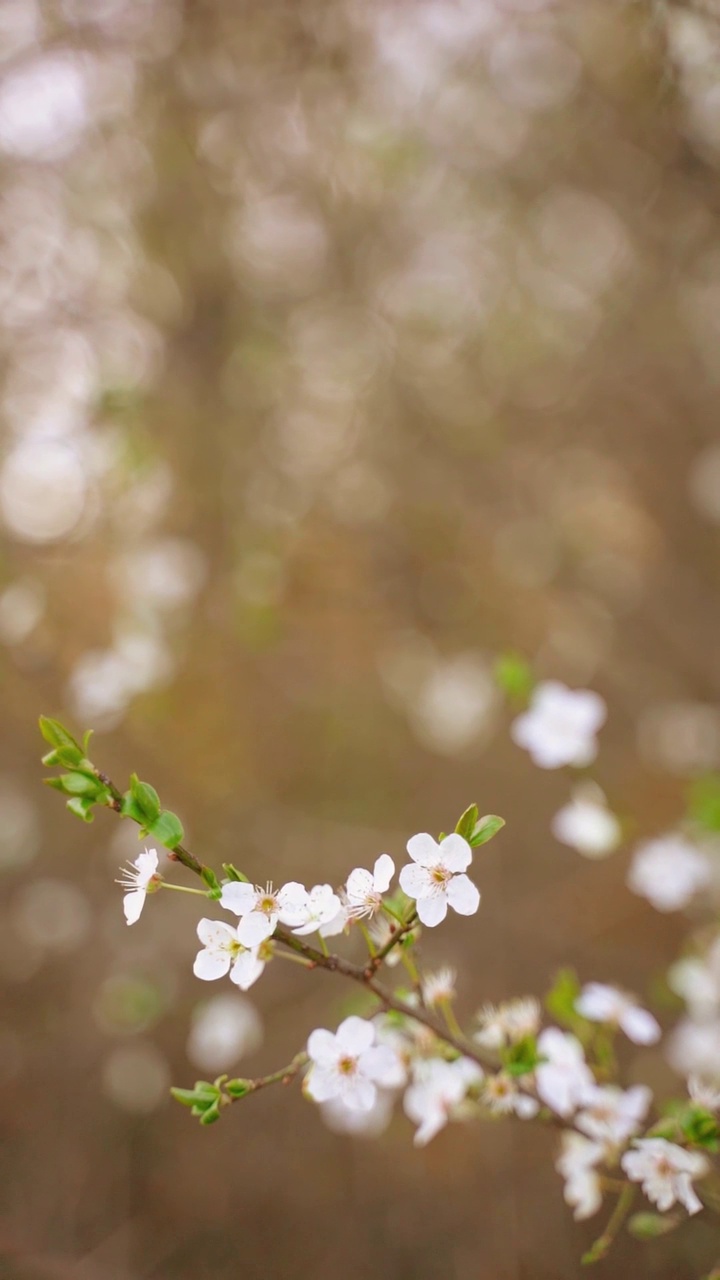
[438,834,472,873]
[196,918,237,948]
[193,948,232,981]
[122,888,145,925]
[415,893,448,927]
[359,1045,406,1088]
[621,1006,661,1045]
[373,854,395,893]
[340,1075,376,1112]
[230,949,265,991]
[134,848,159,883]
[306,1065,340,1103]
[406,833,441,867]
[307,1028,339,1067]
[346,867,375,905]
[336,1016,375,1056]
[236,910,276,947]
[319,904,349,938]
[399,862,433,899]
[446,874,480,916]
[277,881,310,926]
[219,881,257,917]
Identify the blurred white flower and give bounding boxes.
[320,1089,395,1138]
[0,54,88,160]
[575,983,660,1045]
[552,790,621,858]
[187,994,263,1072]
[404,1056,483,1146]
[305,1016,405,1113]
[117,848,161,925]
[421,967,457,1007]
[575,1084,651,1146]
[511,681,606,769]
[368,915,404,965]
[483,1072,538,1118]
[627,835,711,912]
[345,855,395,919]
[475,997,541,1049]
[399,832,480,927]
[535,1028,594,1117]
[0,439,88,544]
[0,579,45,646]
[669,940,720,1019]
[622,1139,708,1215]
[688,1075,720,1113]
[667,1019,720,1079]
[556,1132,604,1220]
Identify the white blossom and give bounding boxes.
[511,681,606,769]
[345,854,395,918]
[219,880,310,946]
[319,899,350,938]
[688,1076,720,1112]
[669,940,720,1019]
[368,915,405,965]
[404,1056,483,1146]
[305,1016,405,1112]
[575,1084,651,1146]
[575,983,661,1045]
[621,1138,709,1215]
[399,832,480,927]
[192,919,266,991]
[627,835,711,912]
[483,1072,539,1118]
[421,967,457,1007]
[535,1028,594,1117]
[291,883,342,936]
[552,790,621,858]
[116,848,161,925]
[475,997,541,1049]
[556,1132,604,1220]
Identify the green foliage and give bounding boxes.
[627,1212,680,1239]
[494,652,534,703]
[40,717,113,821]
[222,863,249,882]
[688,774,720,833]
[545,969,589,1040]
[503,1035,541,1077]
[225,1078,253,1098]
[471,815,505,847]
[455,804,478,840]
[170,1077,227,1124]
[145,809,184,850]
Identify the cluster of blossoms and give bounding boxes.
[39,675,720,1269]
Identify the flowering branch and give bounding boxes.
[37,704,720,1274]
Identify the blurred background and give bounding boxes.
[2,0,720,1276]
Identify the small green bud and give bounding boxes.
[129,775,161,823]
[226,1078,253,1098]
[222,863,249,882]
[493,653,534,702]
[201,866,221,892]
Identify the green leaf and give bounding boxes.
[680,1104,719,1151]
[470,815,505,847]
[503,1035,540,1077]
[198,1103,221,1125]
[39,716,82,752]
[493,653,534,703]
[55,772,101,797]
[66,796,95,823]
[455,804,479,841]
[147,810,184,850]
[121,792,146,823]
[627,1212,679,1239]
[129,774,161,823]
[170,1087,202,1108]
